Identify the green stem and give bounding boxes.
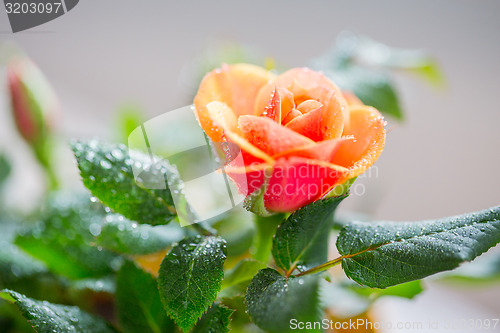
[295,256,343,277]
[251,213,284,264]
[295,242,386,277]
[45,165,59,191]
[33,139,59,191]
[191,222,216,236]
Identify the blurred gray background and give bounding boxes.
[1,1,500,331]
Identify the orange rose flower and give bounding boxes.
[194,64,385,213]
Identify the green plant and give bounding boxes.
[1,35,498,333]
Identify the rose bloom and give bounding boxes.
[7,58,59,144]
[194,64,385,213]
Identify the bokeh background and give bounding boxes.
[1,1,499,332]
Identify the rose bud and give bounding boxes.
[7,57,59,145]
[194,64,386,213]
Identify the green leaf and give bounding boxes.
[319,279,422,319]
[332,210,372,231]
[15,193,120,279]
[336,206,500,288]
[349,279,423,299]
[192,303,234,333]
[0,241,66,303]
[272,194,347,274]
[0,153,11,188]
[217,259,267,298]
[309,32,446,122]
[219,259,267,299]
[330,66,403,120]
[0,242,48,284]
[158,235,227,332]
[319,280,370,319]
[222,259,266,290]
[96,214,185,255]
[405,60,444,88]
[219,295,253,330]
[0,296,35,333]
[69,277,115,294]
[116,261,173,333]
[323,177,356,199]
[245,268,321,333]
[71,139,180,225]
[309,34,404,120]
[0,289,116,333]
[115,104,144,144]
[0,215,18,243]
[350,35,445,88]
[243,182,274,217]
[440,252,500,283]
[65,276,116,320]
[213,207,255,257]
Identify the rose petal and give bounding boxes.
[263,156,345,212]
[296,100,322,114]
[206,101,238,133]
[260,87,296,123]
[285,103,323,141]
[331,105,386,180]
[206,102,274,165]
[285,93,345,141]
[238,115,314,157]
[262,87,280,122]
[205,102,275,195]
[282,108,302,125]
[278,88,295,121]
[272,136,353,162]
[194,63,275,142]
[254,67,341,114]
[255,68,346,140]
[224,155,269,196]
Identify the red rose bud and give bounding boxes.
[7,58,59,144]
